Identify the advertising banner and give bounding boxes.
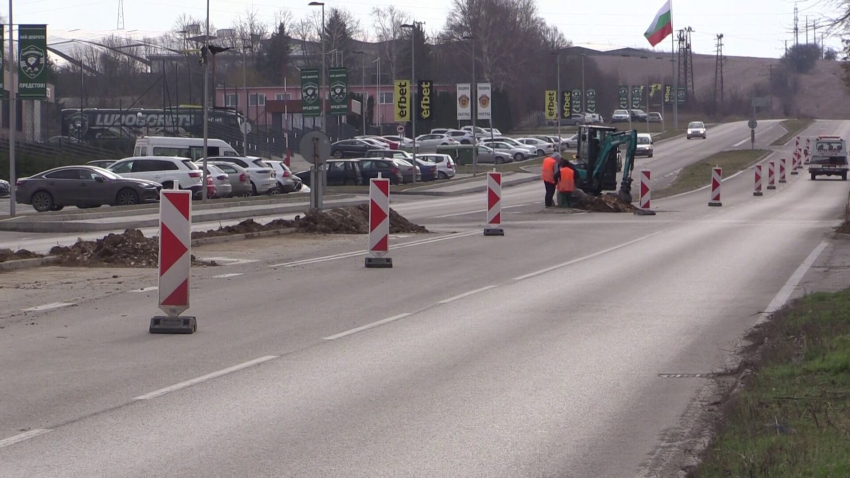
[677,86,686,104]
[18,25,48,99]
[300,69,321,117]
[664,85,674,105]
[631,86,644,110]
[457,83,471,120]
[544,90,557,121]
[0,25,4,96]
[571,89,582,114]
[562,91,571,119]
[418,80,432,121]
[328,67,349,116]
[477,82,491,120]
[395,80,411,122]
[618,86,629,109]
[586,88,597,114]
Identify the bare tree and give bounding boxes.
[372,6,410,81]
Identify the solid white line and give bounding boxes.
[762,240,829,318]
[129,286,158,293]
[439,285,498,304]
[212,273,243,279]
[323,313,412,340]
[0,429,52,449]
[434,209,486,218]
[133,356,279,401]
[503,204,530,209]
[513,231,664,281]
[21,302,74,312]
[733,137,749,147]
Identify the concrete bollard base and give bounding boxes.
[150,316,197,334]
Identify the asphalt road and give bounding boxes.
[1,120,847,477]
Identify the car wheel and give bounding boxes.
[843,173,848,181]
[116,188,140,206]
[513,153,523,162]
[51,206,65,211]
[537,149,545,156]
[274,184,285,194]
[687,136,691,140]
[161,181,175,190]
[251,182,258,196]
[333,150,344,158]
[649,153,654,158]
[495,157,505,165]
[811,174,817,180]
[438,172,448,180]
[31,191,54,213]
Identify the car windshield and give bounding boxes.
[181,160,199,170]
[689,122,705,129]
[638,136,651,145]
[614,110,628,115]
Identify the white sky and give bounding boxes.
[13,0,844,58]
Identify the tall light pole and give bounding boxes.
[309,2,326,134]
[553,50,561,146]
[7,1,16,216]
[463,35,477,177]
[355,50,367,134]
[201,0,210,202]
[581,53,586,115]
[402,23,418,183]
[374,57,381,130]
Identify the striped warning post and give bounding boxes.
[484,172,504,236]
[639,169,651,209]
[365,177,392,268]
[779,157,787,183]
[791,151,799,175]
[708,167,722,207]
[805,138,811,164]
[754,164,763,197]
[150,189,196,334]
[767,160,777,190]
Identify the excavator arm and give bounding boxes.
[589,129,638,202]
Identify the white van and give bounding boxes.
[133,136,239,160]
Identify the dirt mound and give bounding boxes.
[574,194,636,213]
[50,229,160,268]
[0,248,42,263]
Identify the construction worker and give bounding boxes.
[557,157,577,208]
[541,153,560,207]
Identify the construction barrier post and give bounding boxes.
[754,164,763,197]
[150,189,196,334]
[484,171,505,236]
[639,169,651,209]
[365,177,392,268]
[709,167,722,207]
[767,160,777,190]
[791,152,799,175]
[805,138,811,164]
[779,158,787,183]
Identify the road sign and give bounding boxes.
[397,125,405,134]
[299,131,331,165]
[239,122,252,135]
[748,119,758,129]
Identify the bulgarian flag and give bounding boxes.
[644,0,673,47]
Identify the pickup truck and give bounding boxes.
[810,135,848,181]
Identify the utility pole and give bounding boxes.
[806,16,809,44]
[8,0,16,216]
[202,0,210,202]
[554,51,561,144]
[672,29,678,130]
[581,53,586,114]
[794,4,799,46]
[117,0,125,29]
[714,34,724,119]
[402,22,418,183]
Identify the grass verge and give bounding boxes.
[656,149,769,198]
[693,289,850,477]
[771,119,816,146]
[454,156,544,175]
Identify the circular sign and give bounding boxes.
[397,125,405,134]
[748,119,758,129]
[239,122,252,135]
[299,131,332,165]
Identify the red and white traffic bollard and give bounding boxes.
[805,138,811,164]
[754,164,763,197]
[791,152,799,175]
[767,160,776,190]
[365,177,392,268]
[709,167,722,207]
[150,189,196,334]
[639,169,651,209]
[484,171,504,236]
[779,158,787,183]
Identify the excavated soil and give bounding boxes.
[49,229,161,268]
[574,194,637,213]
[0,248,42,263]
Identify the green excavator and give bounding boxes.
[571,125,638,203]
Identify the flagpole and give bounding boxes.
[672,0,678,130]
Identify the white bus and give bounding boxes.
[133,136,239,160]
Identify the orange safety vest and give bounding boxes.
[542,157,557,183]
[558,167,575,193]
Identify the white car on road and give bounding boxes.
[687,121,707,140]
[417,153,456,180]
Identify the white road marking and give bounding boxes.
[733,137,749,147]
[503,204,530,209]
[434,209,487,218]
[663,151,777,200]
[212,273,243,279]
[762,240,829,319]
[201,257,258,266]
[129,286,158,293]
[439,285,498,304]
[133,355,279,401]
[0,429,52,449]
[21,302,74,312]
[513,231,664,281]
[323,313,412,340]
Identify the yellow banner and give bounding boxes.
[395,80,411,122]
[545,90,557,120]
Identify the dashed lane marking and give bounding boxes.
[133,356,279,401]
[211,273,243,279]
[21,302,74,312]
[439,285,498,304]
[0,429,53,449]
[323,313,413,340]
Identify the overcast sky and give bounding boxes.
[14,0,843,58]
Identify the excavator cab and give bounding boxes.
[572,125,638,202]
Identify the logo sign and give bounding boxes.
[562,91,571,119]
[457,83,471,120]
[544,90,557,121]
[394,80,410,122]
[328,67,349,116]
[618,86,629,109]
[631,86,644,110]
[571,89,582,114]
[650,84,662,99]
[586,88,597,114]
[300,69,321,117]
[677,86,686,104]
[418,80,432,121]
[18,25,48,99]
[664,85,673,105]
[477,82,492,120]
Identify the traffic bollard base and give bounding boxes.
[754,192,763,196]
[767,185,777,190]
[484,227,505,236]
[150,316,197,334]
[365,256,393,268]
[779,179,787,183]
[791,171,799,175]
[708,201,723,207]
[634,208,656,216]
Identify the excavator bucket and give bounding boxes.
[618,187,633,204]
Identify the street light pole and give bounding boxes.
[555,51,561,146]
[355,50,367,134]
[463,35,477,177]
[202,0,210,203]
[309,2,326,134]
[581,53,586,115]
[8,1,16,216]
[242,40,248,155]
[402,23,417,183]
[375,57,381,131]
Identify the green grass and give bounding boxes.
[771,119,816,146]
[656,149,769,198]
[693,289,850,478]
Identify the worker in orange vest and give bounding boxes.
[557,157,577,208]
[541,153,560,207]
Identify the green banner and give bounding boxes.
[677,86,686,104]
[18,25,48,99]
[631,86,644,110]
[571,89,582,114]
[301,69,321,117]
[618,86,628,109]
[586,88,597,114]
[328,67,348,116]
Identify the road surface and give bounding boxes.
[0,120,846,477]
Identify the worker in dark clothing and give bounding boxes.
[541,153,560,207]
[557,157,576,208]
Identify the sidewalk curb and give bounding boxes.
[0,256,60,272]
[396,175,538,197]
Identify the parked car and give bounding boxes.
[364,149,414,161]
[636,133,654,158]
[208,161,252,197]
[108,156,203,197]
[331,138,377,158]
[560,113,589,126]
[363,152,422,182]
[47,135,80,145]
[264,160,298,193]
[86,160,116,169]
[430,128,450,135]
[587,113,604,124]
[486,128,503,137]
[16,165,161,212]
[630,109,648,121]
[687,121,707,140]
[296,159,363,187]
[610,110,631,123]
[461,125,490,138]
[563,134,579,149]
[393,158,421,183]
[382,135,413,148]
[415,133,458,151]
[194,162,232,198]
[357,159,405,185]
[480,137,535,155]
[648,112,663,123]
[515,137,555,156]
[417,154,456,180]
[444,129,476,145]
[414,157,439,181]
[205,156,276,195]
[357,135,398,150]
[475,145,512,164]
[0,179,10,197]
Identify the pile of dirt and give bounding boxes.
[574,194,636,213]
[0,248,42,263]
[50,229,160,268]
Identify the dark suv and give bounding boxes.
[357,159,405,185]
[295,159,362,186]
